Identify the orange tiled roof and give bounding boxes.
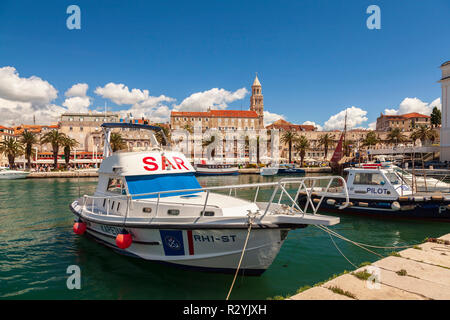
[171,110,258,118]
[379,112,430,119]
[402,112,430,119]
[266,119,316,131]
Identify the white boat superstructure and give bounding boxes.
[392,165,450,193]
[70,123,348,274]
[260,167,278,176]
[298,164,450,220]
[0,168,30,180]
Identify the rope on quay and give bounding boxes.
[226,212,257,301]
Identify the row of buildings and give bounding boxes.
[0,73,443,167]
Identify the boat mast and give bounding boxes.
[343,110,347,157]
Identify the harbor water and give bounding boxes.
[1,174,449,299]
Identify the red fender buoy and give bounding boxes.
[116,229,132,249]
[73,220,87,235]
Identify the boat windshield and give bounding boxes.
[125,172,202,199]
[385,171,406,185]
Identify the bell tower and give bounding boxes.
[250,74,264,128]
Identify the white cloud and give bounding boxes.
[62,96,91,113]
[368,121,376,130]
[65,83,89,97]
[383,97,441,116]
[0,66,63,126]
[323,106,368,131]
[264,110,285,126]
[303,120,323,131]
[0,97,65,126]
[95,83,151,105]
[62,83,92,113]
[0,66,58,105]
[174,87,248,112]
[94,82,176,123]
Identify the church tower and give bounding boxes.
[250,74,264,128]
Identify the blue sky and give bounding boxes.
[0,0,448,129]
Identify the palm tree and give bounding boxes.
[281,131,298,163]
[40,130,67,169]
[361,131,380,148]
[386,128,407,146]
[410,125,437,145]
[62,136,79,167]
[110,132,127,152]
[318,133,334,159]
[0,137,24,169]
[202,135,216,158]
[156,126,171,146]
[21,131,37,170]
[343,140,354,157]
[183,124,193,134]
[294,135,309,167]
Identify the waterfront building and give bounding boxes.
[0,125,15,166]
[59,111,119,152]
[170,75,267,162]
[376,112,431,131]
[170,75,265,132]
[440,60,450,161]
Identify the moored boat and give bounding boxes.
[0,167,30,180]
[69,122,348,275]
[298,164,450,221]
[260,164,305,176]
[194,163,239,176]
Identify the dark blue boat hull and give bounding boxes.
[298,195,450,221]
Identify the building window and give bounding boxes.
[69,127,73,131]
[80,127,83,132]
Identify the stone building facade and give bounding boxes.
[376,112,431,131]
[170,75,265,132]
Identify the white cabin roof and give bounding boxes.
[98,151,195,176]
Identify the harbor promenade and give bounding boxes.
[26,166,332,178]
[289,234,450,300]
[28,170,98,178]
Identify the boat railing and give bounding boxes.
[80,176,349,222]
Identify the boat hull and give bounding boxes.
[260,168,305,176]
[298,195,450,221]
[70,205,291,275]
[195,168,239,176]
[0,171,30,180]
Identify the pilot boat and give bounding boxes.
[298,163,450,221]
[69,123,348,275]
[0,167,30,180]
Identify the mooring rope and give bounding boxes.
[315,225,384,258]
[327,232,358,269]
[226,213,256,301]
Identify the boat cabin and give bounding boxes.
[344,166,412,199]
